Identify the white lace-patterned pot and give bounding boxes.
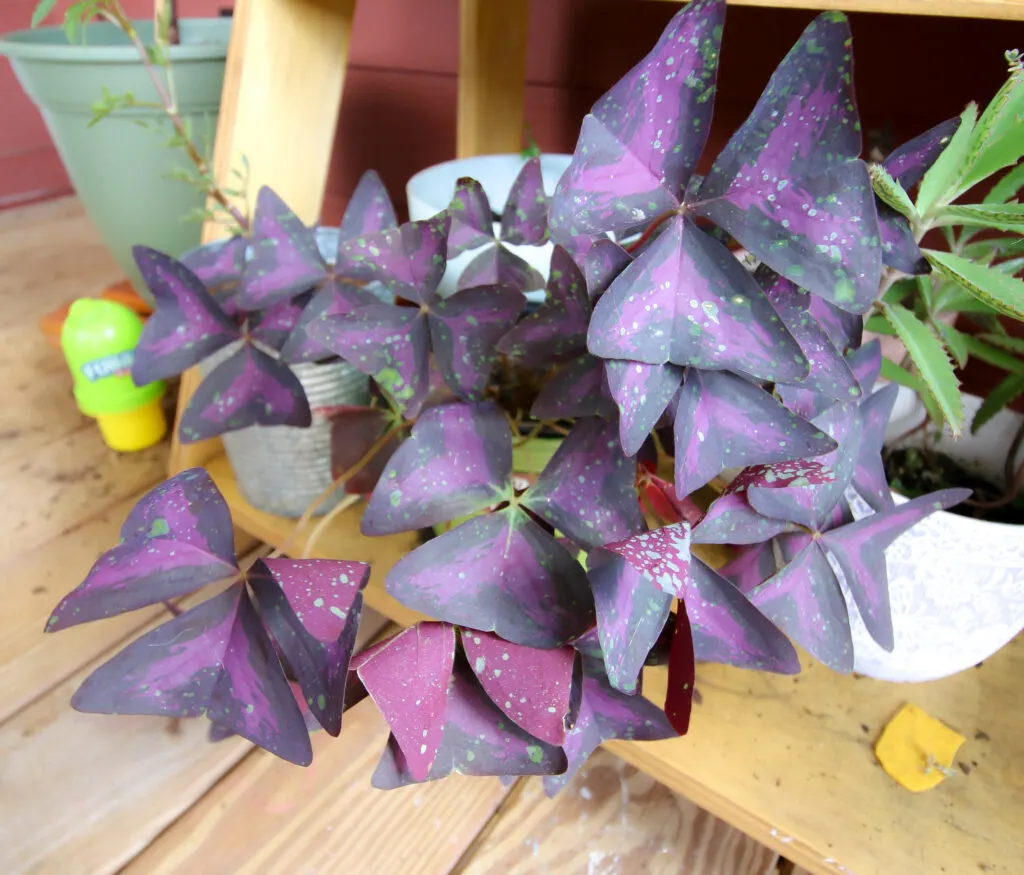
[841,389,1024,682]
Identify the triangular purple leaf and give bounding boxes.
[497,246,590,367]
[847,339,882,394]
[462,629,580,745]
[851,383,899,512]
[879,208,929,276]
[429,285,525,400]
[548,0,724,239]
[46,468,239,632]
[248,558,370,736]
[386,507,593,648]
[338,169,398,247]
[822,488,970,651]
[447,177,496,255]
[309,304,431,417]
[336,215,451,304]
[280,280,380,364]
[361,401,511,535]
[692,490,800,545]
[237,187,327,309]
[673,369,835,496]
[884,117,962,190]
[458,244,546,295]
[248,291,313,351]
[353,622,456,781]
[588,552,673,694]
[372,660,567,788]
[582,238,632,298]
[71,584,313,765]
[500,157,549,246]
[131,247,240,384]
[543,661,676,796]
[588,216,808,382]
[530,354,617,420]
[523,417,645,550]
[717,541,779,596]
[810,291,863,354]
[596,522,692,597]
[178,343,312,443]
[179,235,247,292]
[605,360,684,456]
[750,536,853,672]
[694,13,881,313]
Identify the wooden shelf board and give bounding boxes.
[209,454,1024,875]
[654,0,1024,21]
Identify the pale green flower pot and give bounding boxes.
[0,18,231,299]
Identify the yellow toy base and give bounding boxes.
[96,400,168,453]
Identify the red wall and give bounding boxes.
[2,0,1017,217]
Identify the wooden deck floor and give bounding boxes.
[0,198,783,875]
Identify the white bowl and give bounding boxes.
[406,153,572,300]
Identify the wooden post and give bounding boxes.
[457,0,531,158]
[168,0,359,475]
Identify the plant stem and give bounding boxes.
[162,599,182,616]
[302,494,363,557]
[101,1,249,233]
[625,210,675,254]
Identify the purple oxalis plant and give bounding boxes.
[50,0,974,793]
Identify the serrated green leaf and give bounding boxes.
[979,332,1024,355]
[935,320,970,368]
[880,358,944,426]
[960,333,1024,374]
[972,372,1024,433]
[985,163,1024,204]
[960,62,1024,192]
[935,203,1024,234]
[31,0,58,28]
[917,103,978,218]
[933,280,998,314]
[865,315,897,336]
[870,164,917,220]
[926,248,1024,320]
[994,255,1024,276]
[883,277,917,308]
[962,236,1024,263]
[882,302,963,434]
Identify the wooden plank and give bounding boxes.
[206,454,428,627]
[456,750,779,875]
[654,0,1024,21]
[457,0,531,158]
[121,697,513,875]
[607,638,1024,875]
[172,0,358,476]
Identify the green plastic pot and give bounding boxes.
[0,18,231,299]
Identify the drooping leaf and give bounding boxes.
[642,473,704,527]
[131,247,240,384]
[915,103,977,217]
[530,354,617,420]
[497,246,590,366]
[179,343,312,443]
[447,178,495,255]
[548,0,725,239]
[604,360,684,457]
[881,302,962,434]
[280,280,381,364]
[822,488,970,651]
[372,659,566,788]
[338,169,399,244]
[750,535,853,672]
[328,405,402,495]
[500,157,549,246]
[353,622,456,781]
[543,660,676,796]
[237,187,327,309]
[664,607,695,734]
[46,469,239,632]
[248,558,369,735]
[461,629,579,744]
[336,215,451,304]
[361,401,510,535]
[310,304,431,417]
[523,417,645,550]
[387,507,594,648]
[673,369,835,497]
[72,584,313,764]
[695,13,881,313]
[588,216,808,381]
[430,285,525,399]
[587,554,672,694]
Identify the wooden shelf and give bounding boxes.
[207,452,1024,875]
[655,0,1024,21]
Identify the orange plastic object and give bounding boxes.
[40,280,152,350]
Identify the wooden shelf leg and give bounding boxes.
[169,0,358,476]
[457,0,531,158]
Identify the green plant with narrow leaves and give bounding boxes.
[30,0,250,234]
[866,50,1023,440]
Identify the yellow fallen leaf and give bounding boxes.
[875,703,966,792]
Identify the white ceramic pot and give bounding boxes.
[842,389,1024,682]
[406,153,572,301]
